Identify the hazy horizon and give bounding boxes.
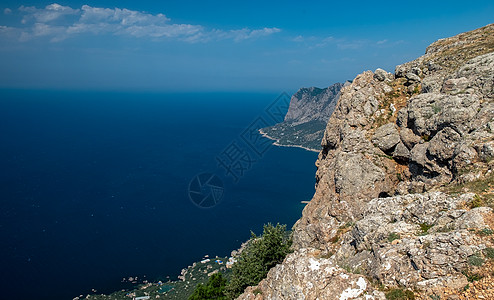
[0,1,493,92]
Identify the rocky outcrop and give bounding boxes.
[238,248,386,300]
[239,23,494,300]
[260,82,348,151]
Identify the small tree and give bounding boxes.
[225,223,292,299]
[189,272,227,300]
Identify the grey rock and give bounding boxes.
[451,144,477,172]
[238,250,386,300]
[409,143,452,184]
[406,93,480,137]
[396,108,408,127]
[427,127,461,162]
[400,128,422,150]
[258,25,494,300]
[479,141,494,161]
[374,68,390,81]
[421,74,444,93]
[456,52,494,100]
[406,72,422,84]
[441,77,470,94]
[372,123,401,152]
[393,141,410,161]
[334,152,385,198]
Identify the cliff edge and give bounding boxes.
[239,23,494,300]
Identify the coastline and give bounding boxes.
[258,129,320,153]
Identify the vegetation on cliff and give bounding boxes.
[224,223,292,299]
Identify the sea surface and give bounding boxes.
[0,90,318,300]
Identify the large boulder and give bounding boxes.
[371,123,400,153]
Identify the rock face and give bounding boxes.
[260,82,348,151]
[284,84,347,125]
[239,24,494,299]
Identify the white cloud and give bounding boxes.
[4,8,12,14]
[9,3,281,43]
[20,4,80,24]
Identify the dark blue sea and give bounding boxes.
[0,90,318,300]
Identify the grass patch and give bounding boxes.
[436,224,455,233]
[469,194,485,209]
[478,228,493,236]
[462,270,484,282]
[483,247,494,259]
[388,232,400,243]
[467,255,485,267]
[385,288,415,300]
[419,223,433,235]
[253,288,262,295]
[446,174,494,209]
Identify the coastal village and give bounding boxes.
[76,255,235,300]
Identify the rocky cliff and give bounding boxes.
[239,24,494,300]
[260,83,347,151]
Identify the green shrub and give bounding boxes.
[388,232,400,243]
[484,247,494,259]
[467,255,485,267]
[225,223,292,299]
[189,273,227,300]
[469,194,484,209]
[385,288,415,300]
[478,228,493,236]
[419,223,433,235]
[462,270,484,282]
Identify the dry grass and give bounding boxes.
[423,23,494,73]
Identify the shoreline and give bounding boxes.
[258,129,320,153]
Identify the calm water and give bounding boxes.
[0,90,317,300]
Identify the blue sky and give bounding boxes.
[0,1,493,92]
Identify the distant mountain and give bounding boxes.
[260,82,349,151]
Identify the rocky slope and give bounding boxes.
[260,83,347,151]
[239,23,494,300]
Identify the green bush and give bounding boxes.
[462,270,484,282]
[478,228,493,236]
[385,288,415,300]
[484,247,494,259]
[225,223,292,299]
[467,255,484,267]
[419,223,433,235]
[189,273,227,300]
[388,232,400,243]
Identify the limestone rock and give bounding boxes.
[393,141,410,161]
[238,24,494,300]
[372,123,400,153]
[238,249,386,300]
[406,93,480,137]
[399,128,422,150]
[374,68,391,82]
[427,127,461,162]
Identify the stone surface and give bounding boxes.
[372,123,401,153]
[238,24,494,300]
[374,68,391,82]
[238,249,386,300]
